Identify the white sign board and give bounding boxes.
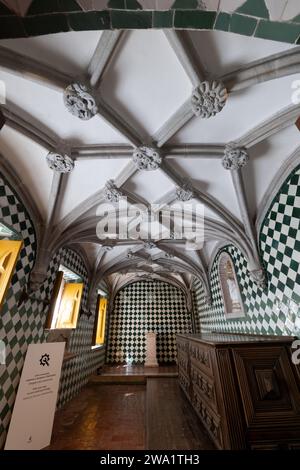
[5,342,65,450]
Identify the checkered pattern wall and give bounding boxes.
[0,173,105,447]
[193,165,300,337]
[106,280,192,364]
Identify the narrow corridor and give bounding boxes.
[47,378,214,450]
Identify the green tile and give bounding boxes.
[0,16,26,39]
[68,11,110,31]
[290,260,299,273]
[237,0,269,19]
[108,0,142,8]
[174,10,216,29]
[23,14,69,36]
[111,10,152,28]
[229,13,257,36]
[108,0,125,6]
[28,0,82,15]
[172,0,198,8]
[255,20,300,43]
[153,10,174,28]
[28,0,59,14]
[293,14,300,24]
[214,12,231,32]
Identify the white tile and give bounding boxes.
[202,0,219,10]
[286,236,296,248]
[288,184,297,196]
[139,0,158,8]
[219,0,245,13]
[294,196,300,207]
[77,0,108,10]
[265,0,287,21]
[269,219,276,229]
[281,0,300,21]
[287,268,297,281]
[290,216,299,229]
[282,224,289,235]
[279,195,287,204]
[293,249,300,263]
[276,213,284,223]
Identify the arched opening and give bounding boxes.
[218,252,245,319]
[106,279,192,365]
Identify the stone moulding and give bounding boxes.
[143,241,156,249]
[175,179,194,201]
[133,146,162,171]
[222,143,249,170]
[249,267,267,290]
[104,179,123,203]
[63,83,98,121]
[191,81,227,118]
[46,152,74,173]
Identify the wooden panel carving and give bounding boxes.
[191,363,217,411]
[191,388,222,448]
[232,346,300,428]
[177,334,300,450]
[177,351,189,375]
[178,371,190,398]
[189,341,212,377]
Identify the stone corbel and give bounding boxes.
[249,266,267,290]
[18,246,52,306]
[63,81,98,121]
[204,294,212,306]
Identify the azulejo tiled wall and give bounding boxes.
[106,280,191,364]
[0,0,300,44]
[193,164,300,337]
[0,172,105,448]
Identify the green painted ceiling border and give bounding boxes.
[0,8,300,44]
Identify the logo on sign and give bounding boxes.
[39,354,50,366]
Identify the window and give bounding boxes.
[92,291,108,347]
[45,265,84,330]
[218,252,245,319]
[0,223,23,309]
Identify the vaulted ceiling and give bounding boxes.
[0,27,299,298]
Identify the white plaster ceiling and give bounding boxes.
[123,168,174,204]
[101,30,192,137]
[171,76,298,144]
[0,126,52,216]
[189,30,293,77]
[0,28,299,287]
[58,158,131,221]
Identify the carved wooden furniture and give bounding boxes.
[177,332,300,450]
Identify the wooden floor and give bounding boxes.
[146,378,214,450]
[100,364,178,376]
[47,377,215,450]
[48,384,146,450]
[91,364,178,384]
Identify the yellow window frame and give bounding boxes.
[93,296,108,346]
[55,282,84,329]
[0,239,23,309]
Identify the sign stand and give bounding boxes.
[5,342,65,450]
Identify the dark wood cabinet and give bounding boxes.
[177,332,300,450]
